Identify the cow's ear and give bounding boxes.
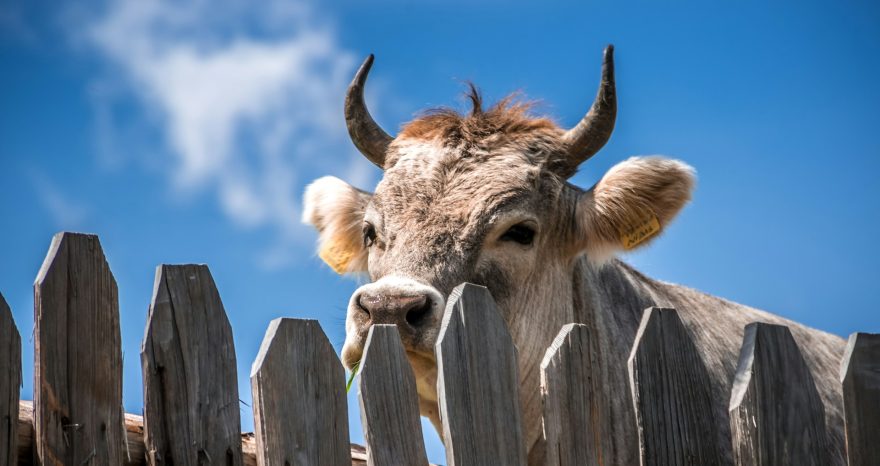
[302,176,372,274]
[576,157,695,261]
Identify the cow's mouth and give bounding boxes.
[341,340,438,400]
[341,340,364,371]
[406,349,439,402]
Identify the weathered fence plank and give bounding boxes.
[34,232,125,465]
[627,307,725,465]
[540,323,608,466]
[436,283,526,466]
[729,322,828,465]
[358,324,428,466]
[1,293,21,466]
[141,264,242,465]
[840,332,880,466]
[250,318,351,466]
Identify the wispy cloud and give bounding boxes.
[84,0,379,268]
[30,171,90,229]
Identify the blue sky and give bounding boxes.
[1,0,878,463]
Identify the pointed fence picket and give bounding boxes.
[3,232,878,466]
[33,232,125,465]
[0,293,21,466]
[840,332,880,466]
[358,324,428,466]
[729,322,829,465]
[141,264,243,465]
[627,307,724,465]
[436,283,527,466]
[251,318,351,466]
[540,323,608,466]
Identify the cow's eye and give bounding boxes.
[363,223,377,248]
[500,223,535,246]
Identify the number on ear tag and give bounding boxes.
[620,215,661,250]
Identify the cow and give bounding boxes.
[302,46,846,464]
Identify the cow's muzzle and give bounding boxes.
[341,275,445,369]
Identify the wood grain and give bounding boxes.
[839,332,880,466]
[436,283,526,466]
[1,293,21,466]
[729,322,828,465]
[540,323,607,466]
[250,318,351,466]
[627,308,725,465]
[34,232,125,465]
[141,264,242,465]
[358,324,428,466]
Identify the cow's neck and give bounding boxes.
[515,256,660,464]
[575,256,663,340]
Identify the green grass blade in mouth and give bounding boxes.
[346,360,361,393]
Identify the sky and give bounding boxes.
[1,0,878,463]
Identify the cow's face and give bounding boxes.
[302,48,694,419]
[305,116,570,384]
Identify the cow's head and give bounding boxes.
[303,46,694,423]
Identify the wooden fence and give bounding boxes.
[0,232,878,465]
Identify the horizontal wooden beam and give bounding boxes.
[15,401,369,466]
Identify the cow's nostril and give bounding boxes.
[406,299,432,327]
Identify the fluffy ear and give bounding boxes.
[302,176,372,274]
[577,156,695,260]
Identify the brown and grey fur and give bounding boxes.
[303,92,845,464]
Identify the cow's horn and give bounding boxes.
[345,54,393,169]
[560,45,617,177]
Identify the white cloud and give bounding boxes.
[85,0,380,267]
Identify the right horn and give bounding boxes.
[345,54,394,169]
[559,45,617,178]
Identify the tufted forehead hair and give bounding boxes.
[401,85,558,138]
[386,87,577,175]
[375,88,573,221]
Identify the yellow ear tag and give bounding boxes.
[319,239,355,274]
[620,215,661,250]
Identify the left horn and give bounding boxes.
[345,54,393,168]
[560,45,617,177]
